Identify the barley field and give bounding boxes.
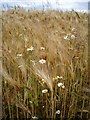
[1,8,90,119]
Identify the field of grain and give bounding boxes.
[2,8,90,119]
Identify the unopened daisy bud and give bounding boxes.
[72,28,76,31]
[53,77,57,81]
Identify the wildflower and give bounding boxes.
[39,59,46,64]
[42,106,45,108]
[64,35,68,40]
[72,28,76,31]
[32,116,38,119]
[56,110,60,114]
[71,35,75,39]
[18,65,23,68]
[53,76,63,81]
[29,101,33,104]
[62,85,65,89]
[57,76,63,79]
[57,82,63,87]
[40,47,45,51]
[27,46,34,51]
[17,54,22,57]
[42,89,48,94]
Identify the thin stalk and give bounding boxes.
[46,93,48,118]
[51,91,54,119]
[6,94,12,119]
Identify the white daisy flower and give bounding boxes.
[17,54,22,57]
[57,76,63,79]
[57,82,63,87]
[29,101,33,104]
[42,89,48,94]
[72,28,76,31]
[27,46,34,51]
[40,47,45,51]
[62,85,65,89]
[56,110,60,114]
[64,35,68,40]
[18,65,23,68]
[39,59,46,64]
[42,106,45,108]
[32,116,38,119]
[71,35,75,39]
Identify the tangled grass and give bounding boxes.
[1,8,90,119]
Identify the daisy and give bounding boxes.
[71,35,75,39]
[42,89,48,94]
[17,54,22,57]
[64,35,68,40]
[62,85,65,89]
[32,116,38,119]
[39,59,46,64]
[72,28,76,31]
[27,46,34,51]
[57,82,63,87]
[29,101,32,104]
[18,65,23,68]
[56,110,60,114]
[57,76,63,79]
[40,47,45,51]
